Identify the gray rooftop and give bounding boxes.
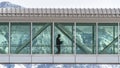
[0,8,119,17]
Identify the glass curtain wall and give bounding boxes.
[10,23,31,54]
[0,23,9,54]
[0,22,119,54]
[32,23,52,54]
[98,23,118,54]
[54,23,74,54]
[76,23,96,54]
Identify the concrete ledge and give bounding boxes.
[76,55,97,63]
[0,54,119,63]
[0,54,9,63]
[54,54,75,63]
[32,54,53,63]
[10,54,31,63]
[97,55,119,63]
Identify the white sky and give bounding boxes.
[0,0,119,8]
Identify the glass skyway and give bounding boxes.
[0,22,118,54]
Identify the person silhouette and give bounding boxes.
[56,34,63,54]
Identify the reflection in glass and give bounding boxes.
[0,23,9,54]
[10,23,31,54]
[98,23,118,54]
[54,23,74,54]
[76,23,96,54]
[32,23,52,54]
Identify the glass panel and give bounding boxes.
[10,23,31,54]
[0,23,9,54]
[76,23,96,54]
[54,23,74,54]
[32,23,52,54]
[98,23,118,54]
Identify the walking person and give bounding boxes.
[56,34,63,54]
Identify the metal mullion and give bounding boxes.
[74,22,76,63]
[96,22,98,63]
[31,22,32,63]
[9,22,10,54]
[52,22,54,63]
[72,23,74,54]
[96,22,98,55]
[92,25,95,54]
[9,22,11,63]
[118,22,120,63]
[118,22,120,55]
[113,25,115,54]
[31,22,32,55]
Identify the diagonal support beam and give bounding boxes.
[15,23,51,53]
[55,24,92,53]
[100,36,118,54]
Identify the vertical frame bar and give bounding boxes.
[118,22,119,63]
[9,22,10,54]
[96,22,98,55]
[9,22,10,63]
[92,24,95,54]
[74,22,76,63]
[30,22,32,64]
[96,22,98,63]
[113,25,115,54]
[52,22,54,62]
[30,22,32,55]
[72,23,75,54]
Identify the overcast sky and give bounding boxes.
[0,0,119,8]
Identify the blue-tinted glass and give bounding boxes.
[98,23,118,54]
[10,23,31,54]
[54,23,74,54]
[0,23,9,54]
[76,23,96,54]
[32,23,52,54]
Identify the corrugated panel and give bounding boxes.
[20,8,25,13]
[37,8,42,13]
[69,8,73,14]
[106,8,112,14]
[98,9,103,14]
[76,9,80,14]
[64,8,68,14]
[85,9,90,14]
[42,8,47,14]
[16,8,21,13]
[25,8,30,13]
[115,8,120,14]
[0,8,119,17]
[0,8,2,13]
[2,8,7,13]
[89,9,94,14]
[93,9,98,14]
[46,8,51,14]
[102,9,107,14]
[33,8,38,13]
[59,8,64,14]
[7,8,12,13]
[50,8,55,14]
[55,8,59,14]
[81,8,86,14]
